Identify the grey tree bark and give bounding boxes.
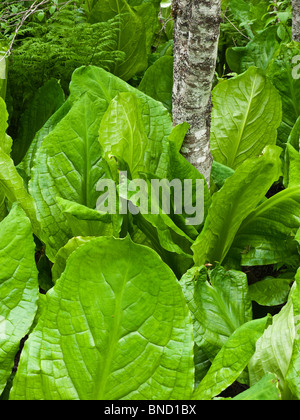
[292,0,300,42]
[172,0,221,185]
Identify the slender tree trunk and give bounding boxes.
[292,0,300,42]
[172,0,221,186]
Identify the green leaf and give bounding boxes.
[70,66,172,178]
[211,160,234,191]
[0,97,12,221]
[10,237,194,400]
[57,197,116,238]
[228,186,300,268]
[138,56,173,113]
[181,265,252,359]
[211,67,282,169]
[233,373,281,400]
[168,122,190,152]
[286,269,300,398]
[0,205,39,394]
[99,92,149,179]
[192,146,282,266]
[249,291,295,399]
[226,26,281,75]
[227,40,300,147]
[29,93,111,260]
[287,117,300,151]
[0,97,12,155]
[192,316,270,400]
[51,236,94,283]
[283,144,300,188]
[249,276,292,306]
[268,42,300,144]
[37,11,45,21]
[0,150,40,236]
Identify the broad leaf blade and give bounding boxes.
[99,92,150,178]
[283,144,300,188]
[29,93,111,260]
[181,265,252,359]
[0,205,39,394]
[192,146,282,266]
[233,373,281,400]
[228,186,300,268]
[249,293,295,399]
[10,237,194,400]
[0,150,40,236]
[69,66,173,180]
[211,67,282,169]
[138,56,173,113]
[192,316,270,400]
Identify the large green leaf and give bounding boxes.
[283,144,300,188]
[57,197,117,238]
[192,316,270,400]
[227,39,300,145]
[247,269,300,400]
[0,98,11,155]
[248,275,292,306]
[192,146,282,266]
[29,66,176,260]
[210,67,282,169]
[138,56,173,113]
[29,93,111,260]
[287,117,300,151]
[0,149,40,236]
[181,265,252,360]
[69,66,173,175]
[10,237,194,400]
[267,42,300,144]
[0,97,12,221]
[249,289,296,399]
[51,236,94,283]
[233,373,281,400]
[286,270,300,399]
[99,92,150,178]
[0,205,39,394]
[228,186,300,268]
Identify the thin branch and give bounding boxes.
[222,12,251,40]
[0,0,51,63]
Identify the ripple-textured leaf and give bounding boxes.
[10,237,194,400]
[0,205,39,394]
[211,67,282,169]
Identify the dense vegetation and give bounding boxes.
[0,0,299,400]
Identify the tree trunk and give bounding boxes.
[292,0,300,42]
[172,0,221,186]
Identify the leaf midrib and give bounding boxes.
[227,73,260,168]
[94,266,128,400]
